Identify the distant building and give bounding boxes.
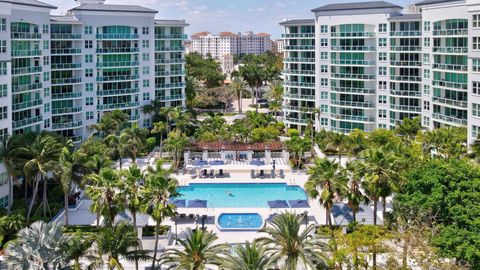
[220,54,235,76]
[191,31,272,59]
[272,39,285,54]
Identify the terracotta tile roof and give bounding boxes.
[256,32,271,37]
[191,31,211,37]
[219,31,237,36]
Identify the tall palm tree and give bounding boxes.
[91,221,150,270]
[21,134,62,222]
[142,98,165,123]
[305,158,347,226]
[344,161,369,223]
[164,131,189,170]
[0,135,25,215]
[161,228,226,270]
[152,121,167,157]
[141,172,178,269]
[259,212,328,270]
[325,132,348,164]
[90,109,129,137]
[167,107,193,134]
[220,240,275,270]
[266,80,284,101]
[240,64,264,112]
[4,221,71,270]
[105,134,129,170]
[230,76,249,114]
[121,165,144,230]
[86,168,125,226]
[121,122,148,164]
[268,100,282,117]
[63,234,96,270]
[346,129,367,158]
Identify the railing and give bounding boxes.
[97,75,139,82]
[390,75,422,82]
[12,99,42,111]
[282,105,316,112]
[11,49,42,57]
[331,100,374,108]
[155,46,185,51]
[432,47,468,54]
[96,61,139,68]
[155,58,186,64]
[390,46,421,52]
[96,48,139,53]
[97,102,140,110]
[432,80,468,90]
[155,34,188,39]
[331,59,376,66]
[432,113,467,125]
[155,70,186,76]
[331,87,375,94]
[97,88,140,96]
[51,33,82,40]
[432,29,468,36]
[12,83,42,93]
[331,45,375,51]
[51,48,82,54]
[283,81,315,88]
[155,82,186,89]
[52,121,83,130]
[330,32,375,37]
[281,33,315,38]
[331,113,374,122]
[282,69,315,75]
[389,104,421,112]
[51,63,82,70]
[11,32,41,39]
[390,90,422,97]
[13,116,42,129]
[331,73,375,80]
[283,57,315,63]
[158,94,185,101]
[432,63,468,72]
[12,66,42,75]
[284,45,315,50]
[432,96,468,107]
[71,135,83,142]
[52,107,82,115]
[389,31,422,37]
[51,77,82,85]
[96,33,139,39]
[390,61,421,67]
[283,93,315,100]
[284,117,310,124]
[51,92,83,100]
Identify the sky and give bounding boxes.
[49,0,415,39]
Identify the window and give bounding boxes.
[43,40,48,50]
[143,79,150,88]
[320,104,328,113]
[85,54,93,63]
[43,56,49,65]
[378,81,387,90]
[423,101,430,110]
[44,87,50,97]
[423,116,430,127]
[320,65,328,73]
[0,40,5,53]
[85,26,93,35]
[423,54,430,64]
[473,81,480,95]
[320,52,328,60]
[474,37,480,50]
[473,103,480,117]
[379,23,387,32]
[85,40,93,49]
[44,119,50,129]
[320,117,328,126]
[423,85,430,95]
[474,15,480,28]
[0,84,6,97]
[0,106,6,119]
[143,92,150,101]
[378,123,387,129]
[86,97,93,106]
[424,37,430,47]
[43,72,49,82]
[42,24,48,34]
[0,62,6,75]
[424,21,430,31]
[143,119,151,128]
[142,53,149,61]
[321,91,328,100]
[0,18,6,32]
[143,66,149,75]
[378,52,387,61]
[379,95,387,104]
[320,78,328,87]
[424,69,430,79]
[142,40,149,48]
[85,69,93,77]
[473,59,480,72]
[86,111,94,120]
[378,109,387,118]
[379,66,386,76]
[321,25,328,33]
[86,83,93,92]
[142,27,149,35]
[44,103,49,113]
[378,38,387,47]
[320,38,328,47]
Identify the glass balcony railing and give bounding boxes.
[389,104,421,112]
[432,96,467,107]
[51,33,82,40]
[432,113,467,125]
[158,94,185,101]
[389,31,422,37]
[70,135,83,142]
[283,92,315,100]
[96,33,139,39]
[432,47,468,54]
[331,73,375,80]
[129,115,140,121]
[331,59,376,66]
[11,32,41,39]
[51,63,82,70]
[281,33,315,38]
[282,69,315,75]
[51,92,83,100]
[52,121,83,130]
[284,117,310,124]
[154,46,185,52]
[282,105,316,112]
[51,77,82,85]
[12,99,42,111]
[390,90,422,97]
[331,45,375,51]
[331,100,374,108]
[51,48,82,55]
[284,57,315,63]
[155,82,186,89]
[13,116,42,129]
[155,34,188,39]
[432,29,468,36]
[432,80,468,90]
[432,63,468,72]
[390,60,421,67]
[52,107,83,115]
[155,70,186,76]
[97,88,140,96]
[12,66,42,75]
[331,87,375,94]
[284,45,315,50]
[155,58,186,64]
[97,102,140,110]
[96,48,139,53]
[390,75,422,82]
[96,61,139,68]
[284,81,315,88]
[390,46,421,52]
[11,49,42,57]
[331,32,375,38]
[331,113,374,122]
[97,75,139,82]
[12,83,42,93]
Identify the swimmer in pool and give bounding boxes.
[225,190,233,196]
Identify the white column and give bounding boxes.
[202,150,208,161]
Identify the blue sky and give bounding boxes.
[50,0,415,38]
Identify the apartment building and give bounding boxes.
[0,0,188,209]
[280,0,480,144]
[191,31,272,59]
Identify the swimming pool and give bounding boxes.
[176,183,307,208]
[218,213,263,230]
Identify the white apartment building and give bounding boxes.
[272,39,285,54]
[280,0,480,146]
[0,0,188,209]
[191,31,272,59]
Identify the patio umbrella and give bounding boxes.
[266,213,278,223]
[209,160,224,166]
[250,160,265,166]
[288,200,310,208]
[169,199,186,208]
[188,199,207,208]
[268,200,289,208]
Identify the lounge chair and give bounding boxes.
[190,169,197,179]
[280,169,285,179]
[251,169,256,179]
[218,169,224,178]
[271,169,276,178]
[188,213,195,220]
[201,169,207,178]
[209,169,214,178]
[259,170,265,179]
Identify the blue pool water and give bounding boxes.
[218,213,263,230]
[176,183,307,208]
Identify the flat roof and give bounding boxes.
[312,1,402,12]
[279,19,315,26]
[0,0,56,9]
[70,3,157,14]
[388,13,422,20]
[415,0,462,6]
[155,20,189,27]
[50,15,82,23]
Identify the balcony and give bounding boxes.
[158,94,185,101]
[389,31,422,37]
[11,49,42,57]
[331,73,375,80]
[283,105,316,112]
[129,115,140,121]
[282,69,315,75]
[331,87,375,94]
[70,135,83,143]
[52,106,83,115]
[155,46,185,52]
[12,99,42,111]
[331,32,375,38]
[432,96,467,107]
[331,100,374,108]
[155,70,186,76]
[283,57,315,63]
[11,32,41,39]
[283,92,315,100]
[283,81,315,88]
[331,59,376,66]
[432,29,468,36]
[51,33,82,40]
[51,77,82,85]
[51,92,83,100]
[96,48,140,54]
[432,47,468,54]
[12,83,42,93]
[389,104,421,112]
[390,46,421,52]
[97,102,140,110]
[390,75,422,82]
[331,113,374,122]
[284,117,310,124]
[390,90,421,97]
[96,61,139,68]
[13,116,42,129]
[155,34,188,39]
[432,113,467,125]
[155,58,186,64]
[52,121,83,130]
[51,63,82,70]
[390,61,421,67]
[281,33,315,38]
[12,66,42,75]
[97,75,139,82]
[51,48,82,55]
[284,45,315,51]
[97,88,140,96]
[155,82,186,89]
[432,80,468,90]
[432,63,468,72]
[96,33,139,39]
[331,45,376,51]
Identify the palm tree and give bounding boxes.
[344,161,369,223]
[305,158,347,226]
[161,228,226,270]
[63,234,96,270]
[325,132,348,164]
[266,80,284,101]
[259,212,328,270]
[21,134,62,222]
[4,221,71,270]
[346,129,367,158]
[105,134,129,170]
[92,221,150,270]
[167,107,193,134]
[121,165,144,230]
[164,131,189,170]
[86,168,124,226]
[90,109,129,137]
[268,100,282,117]
[142,98,165,123]
[152,121,167,157]
[0,135,25,215]
[240,64,264,112]
[220,240,275,270]
[121,122,148,164]
[141,172,178,269]
[395,116,421,143]
[230,76,249,114]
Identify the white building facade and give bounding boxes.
[191,31,272,59]
[280,0,480,145]
[0,0,188,209]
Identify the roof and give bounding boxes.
[191,31,211,37]
[415,0,462,6]
[388,13,422,20]
[257,32,271,37]
[50,15,82,23]
[186,141,284,152]
[0,0,56,9]
[332,202,383,226]
[70,3,157,14]
[312,1,402,12]
[219,31,237,36]
[279,19,315,26]
[155,19,189,27]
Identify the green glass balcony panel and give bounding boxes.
[96,33,139,39]
[390,90,421,97]
[390,75,422,82]
[283,92,315,100]
[389,104,421,112]
[12,83,42,93]
[155,82,186,89]
[129,115,140,121]
[331,59,375,66]
[51,106,83,115]
[13,115,42,129]
[432,29,468,36]
[283,81,315,88]
[97,75,139,82]
[389,31,422,37]
[11,32,41,39]
[282,69,315,75]
[283,57,315,63]
[331,87,375,94]
[51,77,82,85]
[158,94,185,101]
[51,92,83,100]
[390,46,421,52]
[155,70,186,76]
[51,48,82,55]
[155,58,186,64]
[282,105,316,112]
[155,34,188,39]
[11,49,42,57]
[97,88,140,96]
[389,61,421,67]
[432,96,467,107]
[12,66,42,75]
[331,113,374,122]
[432,113,467,125]
[12,99,42,111]
[432,47,468,54]
[50,33,82,40]
[331,100,374,108]
[52,121,83,130]
[283,45,315,50]
[96,48,140,54]
[330,32,375,38]
[432,80,468,90]
[331,73,375,80]
[97,102,140,110]
[96,61,139,68]
[432,63,468,72]
[331,46,375,51]
[154,46,185,52]
[51,63,82,70]
[285,117,310,124]
[281,33,315,38]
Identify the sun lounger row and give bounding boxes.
[251,169,285,179]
